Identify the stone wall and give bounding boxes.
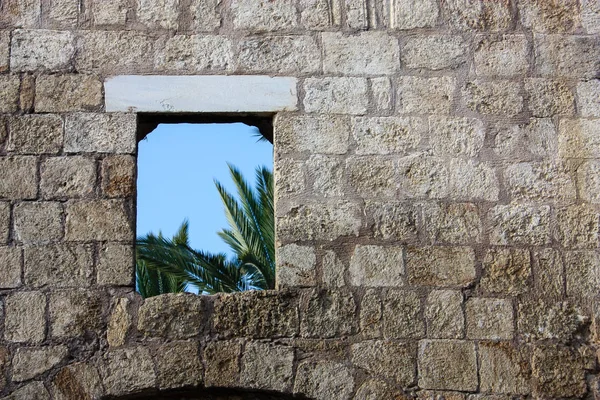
[0,0,599,398]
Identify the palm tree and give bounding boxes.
[135,164,275,297]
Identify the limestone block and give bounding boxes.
[0,0,41,28]
[525,78,575,117]
[578,161,600,204]
[419,390,468,400]
[406,246,476,288]
[274,159,305,199]
[49,290,102,338]
[101,155,135,198]
[396,154,449,199]
[565,250,600,296]
[481,248,531,296]
[474,35,529,76]
[65,113,136,154]
[422,202,482,245]
[0,247,22,288]
[35,75,102,112]
[41,156,96,199]
[0,75,20,113]
[465,297,513,340]
[275,115,350,155]
[277,244,316,287]
[92,0,127,25]
[191,0,221,31]
[0,157,37,200]
[238,35,320,74]
[442,0,512,31]
[294,361,354,400]
[102,347,157,397]
[213,291,298,338]
[304,78,368,115]
[0,203,9,244]
[322,250,345,288]
[48,0,78,26]
[504,162,576,203]
[559,118,600,158]
[344,0,367,29]
[352,117,424,155]
[577,80,600,117]
[354,379,406,399]
[4,382,49,400]
[479,343,530,395]
[360,289,382,338]
[52,363,104,400]
[14,202,63,244]
[138,293,205,339]
[349,245,404,287]
[556,205,599,249]
[231,0,297,32]
[155,35,233,72]
[5,291,45,343]
[462,80,523,116]
[518,299,586,342]
[19,74,34,112]
[306,155,345,197]
[351,341,416,386]
[323,32,399,75]
[535,35,600,78]
[155,341,203,389]
[277,201,361,241]
[365,201,418,241]
[25,244,93,288]
[425,290,464,339]
[97,243,134,286]
[582,0,600,33]
[204,341,240,387]
[492,118,556,160]
[532,248,564,297]
[418,340,477,391]
[65,200,133,242]
[10,29,74,72]
[8,115,63,154]
[402,35,467,70]
[397,76,455,114]
[370,77,392,111]
[487,204,551,246]
[393,0,438,29]
[137,0,178,29]
[382,289,424,339]
[300,289,355,338]
[430,116,484,157]
[107,298,131,347]
[518,0,580,33]
[12,346,68,382]
[449,159,499,201]
[0,31,9,72]
[531,345,586,398]
[240,342,294,392]
[299,0,331,29]
[346,156,396,198]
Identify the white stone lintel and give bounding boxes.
[104,75,298,113]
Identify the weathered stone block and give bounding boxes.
[344,0,367,29]
[304,78,368,115]
[525,78,574,117]
[425,290,464,339]
[277,244,316,287]
[346,156,396,198]
[383,289,424,339]
[360,289,382,338]
[25,244,93,288]
[518,299,586,342]
[14,202,63,244]
[155,35,233,72]
[443,0,512,31]
[565,250,600,296]
[102,155,135,198]
[138,293,205,339]
[0,75,21,113]
[238,35,318,74]
[5,291,45,343]
[97,243,134,286]
[49,290,102,338]
[531,344,587,398]
[422,202,482,245]
[0,0,41,27]
[402,35,466,70]
[35,75,102,112]
[102,347,157,397]
[354,379,406,400]
[351,341,416,386]
[582,0,600,33]
[0,247,22,288]
[231,0,297,32]
[0,202,7,244]
[578,160,600,204]
[532,248,564,297]
[41,156,96,199]
[352,117,424,155]
[65,113,136,154]
[275,115,350,155]
[306,155,344,197]
[300,289,355,338]
[92,0,127,25]
[556,205,599,249]
[397,77,455,115]
[466,297,514,340]
[393,0,439,29]
[294,361,354,400]
[107,298,131,347]
[8,115,63,154]
[370,77,392,112]
[155,341,203,389]
[191,0,221,30]
[407,246,476,288]
[240,342,294,392]
[349,245,404,287]
[274,158,304,199]
[47,0,78,26]
[418,340,477,391]
[204,341,240,388]
[397,154,449,199]
[365,201,418,241]
[487,204,551,246]
[479,343,530,395]
[322,250,345,288]
[65,200,133,241]
[0,156,37,200]
[462,80,523,116]
[137,0,178,29]
[577,80,600,117]
[504,162,576,203]
[10,29,74,71]
[535,35,600,78]
[0,31,10,72]
[430,117,484,158]
[474,35,529,76]
[12,346,68,382]
[518,0,580,33]
[481,248,531,296]
[559,119,600,159]
[493,118,556,160]
[52,362,104,400]
[323,32,399,75]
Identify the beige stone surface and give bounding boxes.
[525,78,575,117]
[304,77,368,115]
[429,116,484,158]
[5,291,45,343]
[323,32,399,75]
[366,201,418,241]
[578,160,600,204]
[418,340,477,391]
[240,342,294,392]
[565,250,600,296]
[191,0,221,30]
[300,289,355,338]
[352,340,416,386]
[8,115,63,154]
[97,243,134,286]
[493,118,557,160]
[138,293,205,339]
[0,247,22,288]
[402,35,466,71]
[204,341,241,388]
[465,297,514,340]
[14,202,63,244]
[65,200,133,242]
[0,0,41,28]
[479,343,530,395]
[555,205,599,249]
[92,0,127,25]
[64,113,136,154]
[155,35,233,72]
[0,157,42,199]
[442,0,512,31]
[462,80,523,116]
[360,289,382,338]
[577,79,600,117]
[422,202,482,245]
[155,341,203,389]
[396,154,449,199]
[12,346,68,382]
[3,382,49,400]
[518,299,586,342]
[346,156,396,198]
[238,35,319,74]
[306,155,345,197]
[0,75,20,113]
[24,244,93,288]
[518,0,580,33]
[48,0,78,26]
[504,162,576,203]
[349,245,404,287]
[277,244,316,287]
[321,250,345,288]
[101,155,135,198]
[535,35,600,78]
[231,0,296,32]
[425,290,464,339]
[559,119,600,159]
[393,0,439,29]
[370,77,392,111]
[137,0,178,29]
[102,347,157,396]
[532,248,564,297]
[294,360,354,400]
[581,0,600,33]
[10,29,74,72]
[487,204,551,246]
[406,246,476,288]
[353,117,424,155]
[383,289,424,339]
[531,344,587,397]
[49,290,102,339]
[397,76,455,114]
[107,298,131,347]
[35,75,102,112]
[275,115,350,155]
[481,248,532,296]
[354,379,406,399]
[0,31,8,72]
[52,362,104,400]
[41,156,96,199]
[0,202,8,244]
[474,35,529,76]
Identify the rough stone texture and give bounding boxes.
[0,75,20,113]
[582,0,600,33]
[577,80,600,117]
[0,0,41,28]
[97,243,134,286]
[294,361,354,400]
[3,382,49,400]
[35,75,103,113]
[12,346,68,382]
[531,345,587,398]
[0,203,8,244]
[365,201,418,241]
[518,0,580,33]
[137,0,179,30]
[559,119,600,159]
[24,244,93,288]
[231,0,297,32]
[240,342,294,392]
[402,35,466,71]
[41,156,96,199]
[532,248,564,297]
[505,162,575,203]
[0,157,38,200]
[191,0,221,31]
[480,248,532,296]
[425,290,464,339]
[383,290,424,339]
[346,156,396,198]
[306,155,345,197]
[138,293,205,339]
[155,35,233,72]
[394,0,438,29]
[525,78,575,117]
[535,35,600,78]
[323,32,399,75]
[101,155,135,198]
[352,117,423,155]
[352,341,415,386]
[354,379,406,399]
[449,159,499,201]
[442,0,512,31]
[406,246,476,288]
[5,291,45,343]
[48,0,78,26]
[238,35,318,74]
[0,32,8,72]
[555,205,599,249]
[465,298,514,340]
[321,250,345,288]
[52,363,104,400]
[422,202,481,245]
[304,78,368,115]
[13,202,63,244]
[518,299,586,343]
[8,115,63,154]
[300,289,355,338]
[277,244,316,287]
[479,343,530,395]
[578,160,600,204]
[418,340,477,391]
[64,113,136,154]
[276,115,349,155]
[102,347,157,397]
[48,290,102,339]
[10,29,74,72]
[462,80,523,117]
[65,200,133,242]
[565,250,600,296]
[349,245,404,287]
[487,204,551,246]
[155,341,203,389]
[107,298,131,347]
[474,35,529,76]
[92,0,127,25]
[370,77,392,111]
[204,341,241,388]
[396,154,449,199]
[495,119,556,160]
[397,77,455,115]
[0,247,22,288]
[429,117,484,158]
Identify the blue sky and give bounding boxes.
[136,123,273,256]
